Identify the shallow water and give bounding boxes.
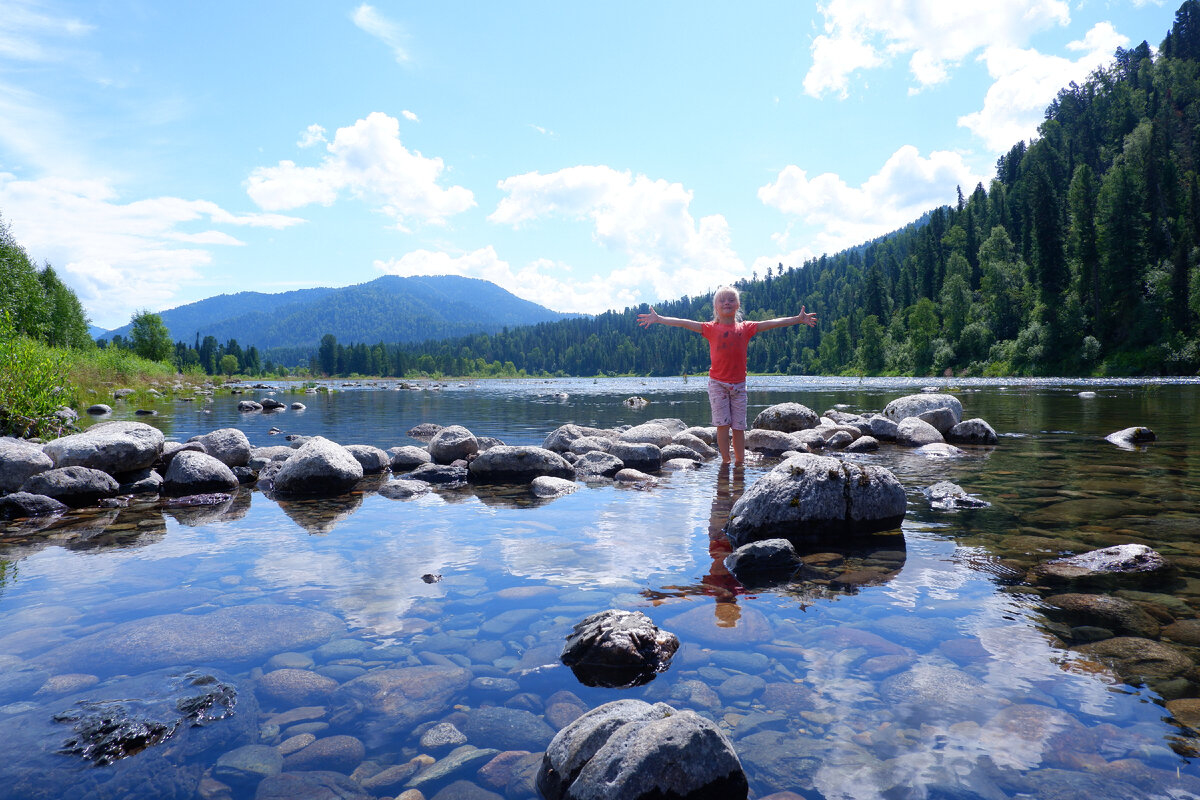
[3,377,1200,799]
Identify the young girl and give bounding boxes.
[637,286,817,465]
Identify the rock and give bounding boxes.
[914,442,966,457]
[116,466,164,494]
[844,435,879,453]
[916,407,958,435]
[156,441,206,472]
[896,417,944,446]
[237,400,263,412]
[724,539,801,585]
[532,476,578,499]
[40,604,344,676]
[273,436,363,496]
[344,444,390,474]
[825,431,854,449]
[20,466,119,507]
[1105,426,1156,448]
[1033,545,1172,589]
[421,722,468,750]
[379,479,433,499]
[213,744,283,788]
[1076,637,1196,685]
[538,699,747,800]
[187,428,252,467]
[573,451,624,478]
[923,482,989,510]
[249,445,295,470]
[618,422,677,448]
[672,432,718,459]
[163,450,239,496]
[283,734,366,773]
[882,393,963,425]
[261,398,285,410]
[1043,594,1161,639]
[862,414,899,441]
[463,707,556,751]
[257,668,339,706]
[662,457,701,471]
[543,424,615,453]
[469,445,575,483]
[403,463,469,485]
[660,443,703,461]
[623,395,649,408]
[725,454,906,546]
[331,666,471,734]
[291,401,306,410]
[1162,619,1200,647]
[568,436,612,455]
[255,771,370,800]
[407,422,443,440]
[744,429,798,456]
[0,491,68,519]
[682,426,716,444]
[614,468,655,485]
[790,429,826,451]
[429,425,479,464]
[560,609,679,688]
[753,403,819,433]
[389,445,432,470]
[86,403,112,415]
[0,437,52,493]
[880,663,986,719]
[606,441,661,472]
[43,420,164,474]
[947,418,998,445]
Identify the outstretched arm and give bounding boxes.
[637,306,704,333]
[756,305,817,332]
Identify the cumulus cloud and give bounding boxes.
[804,0,1070,97]
[374,246,641,315]
[246,112,475,230]
[0,173,303,329]
[352,3,409,63]
[297,123,326,148]
[489,165,744,305]
[959,22,1129,153]
[401,109,419,122]
[756,145,986,267]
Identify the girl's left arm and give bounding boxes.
[756,305,817,331]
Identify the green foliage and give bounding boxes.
[130,310,174,362]
[0,313,73,438]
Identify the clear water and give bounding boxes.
[3,376,1200,799]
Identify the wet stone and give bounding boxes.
[470,675,519,694]
[213,744,283,788]
[282,734,366,773]
[421,721,468,750]
[462,706,555,751]
[717,673,766,700]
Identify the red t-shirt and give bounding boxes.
[702,320,759,383]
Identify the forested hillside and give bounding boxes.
[370,2,1200,379]
[0,213,92,351]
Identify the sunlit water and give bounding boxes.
[3,376,1200,799]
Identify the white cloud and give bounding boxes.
[374,246,640,314]
[402,109,419,122]
[958,22,1128,153]
[757,145,986,265]
[352,3,409,63]
[489,165,744,305]
[804,0,1070,97]
[0,173,303,329]
[297,124,326,148]
[246,112,475,230]
[0,0,93,62]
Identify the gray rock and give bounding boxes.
[753,402,819,432]
[532,476,578,498]
[273,436,363,496]
[1043,593,1161,639]
[947,418,998,445]
[187,428,252,467]
[255,772,369,800]
[213,744,283,788]
[282,734,365,773]
[163,450,239,496]
[671,432,718,458]
[86,403,112,415]
[791,429,827,451]
[420,722,468,750]
[880,663,986,719]
[463,707,556,751]
[469,445,575,483]
[260,398,285,410]
[237,400,263,412]
[744,429,797,456]
[825,430,854,449]
[389,445,432,470]
[896,417,944,446]
[844,435,879,452]
[290,401,306,410]
[115,467,163,494]
[20,466,119,507]
[724,539,801,584]
[662,457,701,471]
[1076,637,1195,684]
[43,420,164,474]
[248,445,294,470]
[409,746,501,790]
[429,425,479,464]
[407,422,443,440]
[538,699,747,800]
[618,423,676,448]
[1105,426,1156,448]
[682,426,716,445]
[543,424,615,453]
[344,444,390,474]
[0,491,68,519]
[0,437,52,493]
[404,463,469,485]
[378,479,433,499]
[862,414,899,441]
[606,441,661,472]
[726,453,906,546]
[916,407,958,435]
[882,393,963,425]
[332,666,471,734]
[568,436,612,455]
[561,609,679,688]
[913,442,966,457]
[573,451,624,478]
[660,444,702,461]
[923,481,989,511]
[1034,544,1170,589]
[614,468,655,484]
[257,668,339,706]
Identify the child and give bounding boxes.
[637,286,817,465]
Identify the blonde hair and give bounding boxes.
[712,285,743,322]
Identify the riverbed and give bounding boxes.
[2,376,1199,799]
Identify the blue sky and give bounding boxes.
[0,0,1181,330]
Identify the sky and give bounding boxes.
[0,0,1183,331]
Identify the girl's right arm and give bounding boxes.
[637,306,704,333]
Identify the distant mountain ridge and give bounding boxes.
[101,275,579,349]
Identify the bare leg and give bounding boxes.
[732,428,745,465]
[716,425,731,462]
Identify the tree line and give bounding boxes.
[0,213,92,350]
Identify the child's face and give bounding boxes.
[715,291,739,319]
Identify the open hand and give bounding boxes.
[798,305,817,327]
[637,307,660,328]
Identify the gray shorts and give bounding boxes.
[707,379,748,430]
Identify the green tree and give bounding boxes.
[855,315,885,374]
[129,310,174,362]
[318,333,338,375]
[219,354,239,375]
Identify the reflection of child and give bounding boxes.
[637,285,817,465]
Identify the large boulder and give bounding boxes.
[618,423,676,448]
[573,451,624,479]
[725,453,906,547]
[187,428,252,468]
[753,402,819,433]
[0,437,52,493]
[163,451,239,496]
[744,429,798,456]
[538,699,747,800]
[947,418,998,445]
[896,417,944,447]
[272,436,363,497]
[1105,426,1156,448]
[543,424,615,453]
[606,441,661,473]
[724,539,801,586]
[343,444,390,474]
[469,445,575,484]
[1032,544,1172,589]
[429,425,479,464]
[882,393,963,425]
[923,481,989,511]
[560,610,679,688]
[43,421,164,474]
[388,445,431,471]
[1043,593,1161,639]
[21,466,119,507]
[331,665,471,735]
[0,491,68,519]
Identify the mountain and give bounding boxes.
[100,275,578,349]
